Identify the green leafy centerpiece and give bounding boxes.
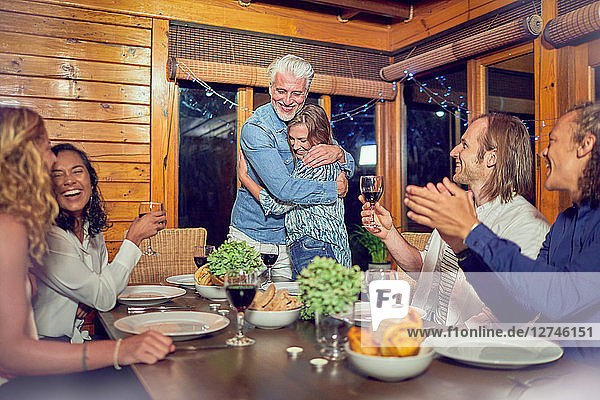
[297,257,361,360]
[207,241,263,285]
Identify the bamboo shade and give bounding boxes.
[168,57,397,100]
[381,15,542,80]
[543,2,600,48]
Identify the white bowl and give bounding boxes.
[345,343,433,381]
[195,283,227,301]
[245,308,301,329]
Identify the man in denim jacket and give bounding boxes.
[229,55,354,281]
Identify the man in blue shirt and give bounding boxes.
[404,103,600,360]
[229,55,354,281]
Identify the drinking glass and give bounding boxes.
[360,175,384,228]
[363,269,399,301]
[193,245,216,269]
[224,270,258,346]
[138,202,164,255]
[260,244,279,287]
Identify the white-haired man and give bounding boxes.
[229,54,354,281]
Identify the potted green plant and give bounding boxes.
[297,257,361,360]
[350,225,390,269]
[207,241,263,285]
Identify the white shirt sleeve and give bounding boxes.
[36,227,141,312]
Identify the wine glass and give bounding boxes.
[360,175,384,228]
[363,269,399,302]
[139,202,164,255]
[260,244,279,287]
[224,269,258,346]
[193,245,216,269]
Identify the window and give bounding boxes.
[404,65,467,231]
[178,82,238,245]
[331,95,377,268]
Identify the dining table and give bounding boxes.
[99,286,600,400]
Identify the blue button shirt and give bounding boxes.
[463,200,600,361]
[230,103,355,244]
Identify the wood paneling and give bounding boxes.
[104,222,132,241]
[0,0,152,28]
[95,162,150,182]
[98,181,150,202]
[390,0,515,51]
[45,120,149,143]
[42,0,389,50]
[0,75,150,104]
[0,54,150,85]
[105,202,142,221]
[0,96,150,123]
[50,141,150,163]
[0,10,151,47]
[150,18,178,228]
[0,31,151,66]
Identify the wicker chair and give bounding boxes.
[128,227,207,284]
[394,232,432,295]
[400,232,431,252]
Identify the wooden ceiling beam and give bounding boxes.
[306,0,411,19]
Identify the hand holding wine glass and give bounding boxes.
[224,270,258,346]
[360,176,384,228]
[138,202,164,255]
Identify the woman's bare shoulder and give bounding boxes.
[0,213,27,239]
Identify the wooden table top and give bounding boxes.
[99,288,600,400]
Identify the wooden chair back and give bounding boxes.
[128,227,207,284]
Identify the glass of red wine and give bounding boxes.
[193,245,216,269]
[360,176,384,228]
[224,269,258,346]
[260,244,279,287]
[138,202,164,255]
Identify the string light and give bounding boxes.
[401,71,557,139]
[176,60,383,124]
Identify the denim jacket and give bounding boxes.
[230,103,355,244]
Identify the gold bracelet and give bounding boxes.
[113,338,122,370]
[81,341,88,371]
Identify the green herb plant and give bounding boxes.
[207,241,263,278]
[297,257,361,319]
[350,224,388,264]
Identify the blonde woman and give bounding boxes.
[0,107,173,389]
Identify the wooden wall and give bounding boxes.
[0,0,153,255]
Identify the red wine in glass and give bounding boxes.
[360,176,384,228]
[226,284,257,311]
[194,256,208,268]
[362,189,383,204]
[260,250,278,285]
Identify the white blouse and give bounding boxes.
[32,225,141,342]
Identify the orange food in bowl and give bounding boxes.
[348,308,425,357]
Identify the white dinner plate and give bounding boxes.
[114,311,230,341]
[117,285,186,306]
[166,274,196,288]
[432,337,563,369]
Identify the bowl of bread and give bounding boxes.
[345,308,433,381]
[245,284,302,329]
[194,266,227,301]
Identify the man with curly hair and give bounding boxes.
[405,102,600,360]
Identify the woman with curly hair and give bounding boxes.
[32,143,166,342]
[0,107,173,388]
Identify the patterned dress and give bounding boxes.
[258,160,351,267]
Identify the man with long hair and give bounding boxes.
[361,113,549,326]
[230,54,354,281]
[405,102,600,360]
